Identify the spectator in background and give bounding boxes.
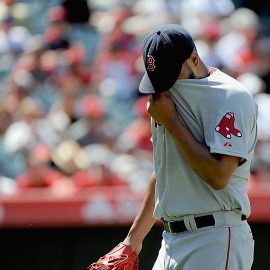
[16,143,65,188]
[72,144,128,188]
[112,95,153,192]
[250,158,270,184]
[69,93,118,148]
[57,43,91,102]
[249,140,270,188]
[254,37,270,94]
[237,72,270,186]
[0,11,32,77]
[94,42,138,101]
[44,43,92,127]
[44,5,70,51]
[119,95,152,153]
[195,20,223,69]
[50,139,90,176]
[95,8,135,53]
[237,72,270,141]
[90,8,142,130]
[3,96,44,153]
[62,0,91,24]
[0,12,32,56]
[93,8,138,101]
[214,7,260,77]
[0,102,11,136]
[11,36,61,114]
[2,70,33,118]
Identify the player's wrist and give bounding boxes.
[123,236,142,255]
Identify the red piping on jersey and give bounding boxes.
[225,227,231,270]
[208,68,217,76]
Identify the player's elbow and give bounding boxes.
[204,156,238,190]
[209,179,228,190]
[206,175,230,190]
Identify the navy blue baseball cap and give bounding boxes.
[139,24,196,94]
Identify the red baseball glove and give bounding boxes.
[88,242,139,270]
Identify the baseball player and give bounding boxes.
[88,24,257,270]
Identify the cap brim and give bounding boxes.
[139,73,156,94]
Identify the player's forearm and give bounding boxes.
[166,118,235,189]
[123,172,156,254]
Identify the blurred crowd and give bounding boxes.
[0,0,270,195]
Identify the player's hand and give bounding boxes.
[88,242,139,270]
[147,91,178,128]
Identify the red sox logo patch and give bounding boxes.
[147,55,156,71]
[215,112,242,139]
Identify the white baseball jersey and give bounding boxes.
[151,68,258,221]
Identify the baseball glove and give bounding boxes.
[88,242,139,270]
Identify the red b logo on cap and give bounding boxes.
[147,55,156,71]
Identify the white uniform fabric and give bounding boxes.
[151,69,258,221]
[153,220,254,270]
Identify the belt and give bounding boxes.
[163,214,246,234]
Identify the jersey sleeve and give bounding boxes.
[203,95,256,163]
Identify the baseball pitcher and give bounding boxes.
[89,24,257,270]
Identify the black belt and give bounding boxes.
[163,214,246,234]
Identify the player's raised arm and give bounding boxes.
[148,92,240,190]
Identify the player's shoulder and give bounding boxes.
[211,69,253,98]
[209,69,257,116]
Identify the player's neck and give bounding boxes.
[178,60,211,80]
[194,62,211,79]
